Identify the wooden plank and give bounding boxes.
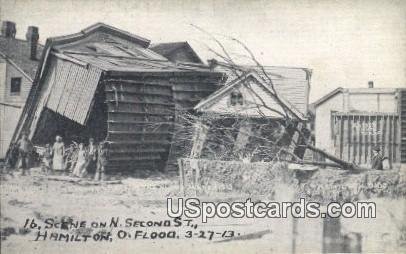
[56,63,77,115]
[173,93,212,101]
[106,101,174,111]
[393,115,398,163]
[342,116,348,161]
[339,115,344,159]
[109,155,162,162]
[370,115,375,163]
[107,114,173,122]
[365,115,371,164]
[388,115,393,168]
[108,143,170,151]
[358,116,364,164]
[382,115,387,160]
[178,159,185,195]
[104,79,172,87]
[348,115,352,162]
[332,116,337,158]
[109,149,167,155]
[379,115,384,154]
[376,115,380,157]
[233,120,254,157]
[190,120,209,159]
[108,123,172,133]
[108,140,171,145]
[106,99,175,107]
[106,93,173,104]
[107,108,174,116]
[105,84,173,96]
[362,116,368,163]
[352,116,358,164]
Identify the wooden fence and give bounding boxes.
[331,112,400,168]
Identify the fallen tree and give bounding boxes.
[192,25,371,171]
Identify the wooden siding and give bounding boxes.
[3,60,33,104]
[400,90,406,163]
[197,76,288,118]
[104,76,174,171]
[314,89,401,161]
[214,64,310,116]
[45,57,102,124]
[0,60,6,102]
[104,73,221,171]
[331,112,401,168]
[0,103,22,158]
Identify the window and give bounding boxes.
[230,91,244,106]
[10,77,22,95]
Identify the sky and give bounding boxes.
[1,0,405,102]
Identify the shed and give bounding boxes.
[11,23,223,172]
[313,86,406,167]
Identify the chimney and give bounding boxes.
[26,26,39,60]
[1,21,16,38]
[368,81,374,88]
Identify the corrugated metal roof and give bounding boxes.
[45,57,102,124]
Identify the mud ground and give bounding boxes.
[1,166,405,254]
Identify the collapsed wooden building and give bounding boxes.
[11,23,224,171]
[11,23,313,172]
[189,61,312,162]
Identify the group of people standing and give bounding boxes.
[14,134,108,181]
[68,138,109,181]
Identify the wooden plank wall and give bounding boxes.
[104,76,175,171]
[400,90,406,163]
[332,112,400,168]
[103,73,222,172]
[164,75,222,172]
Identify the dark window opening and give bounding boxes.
[10,77,22,95]
[230,91,243,106]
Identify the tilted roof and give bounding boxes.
[0,36,44,79]
[150,41,203,64]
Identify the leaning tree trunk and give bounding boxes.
[305,143,366,171]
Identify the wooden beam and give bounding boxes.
[190,119,209,159]
[233,120,253,158]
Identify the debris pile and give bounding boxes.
[179,158,406,201]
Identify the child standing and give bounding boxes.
[86,138,98,173]
[94,141,108,181]
[52,136,65,171]
[72,143,87,177]
[42,144,53,174]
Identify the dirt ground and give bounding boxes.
[0,167,293,254]
[1,166,405,254]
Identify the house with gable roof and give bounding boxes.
[189,61,311,161]
[0,21,43,158]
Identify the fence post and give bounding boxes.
[178,158,185,196]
